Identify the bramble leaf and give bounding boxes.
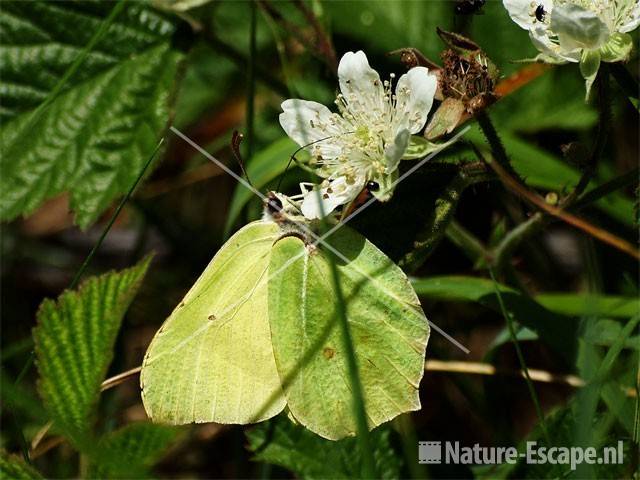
[0,2,184,228]
[247,417,401,479]
[33,257,152,446]
[88,422,179,479]
[0,452,44,479]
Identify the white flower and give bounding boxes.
[503,0,639,95]
[279,51,438,219]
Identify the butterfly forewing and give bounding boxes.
[141,221,286,425]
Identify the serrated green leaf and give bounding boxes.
[246,416,401,479]
[0,452,44,479]
[224,137,299,236]
[33,257,152,447]
[88,422,178,479]
[0,1,183,228]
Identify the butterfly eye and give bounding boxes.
[266,195,283,213]
[366,181,380,192]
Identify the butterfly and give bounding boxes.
[140,191,430,440]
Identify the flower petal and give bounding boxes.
[551,3,610,51]
[503,0,553,30]
[279,99,346,159]
[600,32,633,62]
[300,176,363,219]
[529,26,580,63]
[618,0,640,33]
[393,67,437,135]
[337,51,384,119]
[384,129,410,172]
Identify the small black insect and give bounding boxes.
[366,181,380,192]
[535,4,546,22]
[265,192,283,214]
[454,0,485,15]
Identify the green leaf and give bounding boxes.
[411,275,579,362]
[88,422,178,479]
[247,416,401,479]
[33,257,152,446]
[0,2,183,228]
[0,452,44,479]
[536,293,639,319]
[224,138,299,236]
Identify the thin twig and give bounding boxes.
[202,30,288,97]
[292,0,337,72]
[424,360,636,397]
[30,366,144,455]
[484,152,640,260]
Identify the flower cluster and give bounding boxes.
[279,51,440,219]
[503,0,640,95]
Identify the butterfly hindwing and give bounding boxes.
[141,221,286,425]
[268,226,430,440]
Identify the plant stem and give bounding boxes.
[609,62,639,102]
[445,219,493,265]
[69,138,165,289]
[572,66,611,199]
[485,153,640,260]
[476,111,522,182]
[571,167,639,212]
[246,0,257,161]
[489,268,550,445]
[493,213,544,273]
[324,251,376,478]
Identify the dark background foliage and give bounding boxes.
[1,0,638,478]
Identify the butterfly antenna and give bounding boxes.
[231,130,254,188]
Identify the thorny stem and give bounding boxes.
[570,66,611,201]
[476,111,524,183]
[293,0,337,72]
[483,152,640,260]
[259,0,337,73]
[609,62,640,103]
[571,167,639,212]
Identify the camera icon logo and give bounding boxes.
[419,441,442,464]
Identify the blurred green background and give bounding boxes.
[1,0,638,478]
